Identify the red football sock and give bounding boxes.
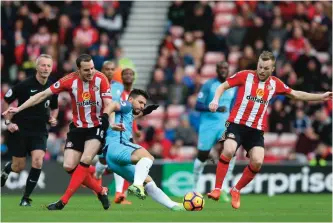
[214,155,231,189]
[61,163,89,204]
[88,165,96,174]
[235,164,260,191]
[122,180,130,195]
[82,172,103,194]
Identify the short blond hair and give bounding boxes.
[36,54,53,65]
[259,51,275,63]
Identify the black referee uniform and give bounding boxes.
[4,75,58,157]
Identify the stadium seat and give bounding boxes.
[213,2,236,14]
[201,64,217,77]
[279,133,297,147]
[264,132,279,147]
[214,13,234,28]
[204,52,225,64]
[228,51,242,65]
[166,105,186,119]
[169,26,184,38]
[316,52,329,64]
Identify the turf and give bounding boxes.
[1,194,331,222]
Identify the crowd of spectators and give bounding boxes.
[1,1,332,165]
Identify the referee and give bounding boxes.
[1,54,59,206]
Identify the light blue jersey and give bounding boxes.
[105,101,141,182]
[196,78,237,151]
[111,80,124,103]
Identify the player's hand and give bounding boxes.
[2,107,19,116]
[322,92,333,101]
[7,123,19,133]
[49,117,58,127]
[142,104,159,116]
[209,100,219,112]
[111,123,126,131]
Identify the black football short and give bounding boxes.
[7,131,47,157]
[64,123,105,154]
[221,121,264,155]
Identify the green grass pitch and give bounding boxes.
[1,194,331,222]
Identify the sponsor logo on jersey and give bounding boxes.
[82,92,91,101]
[256,89,264,98]
[246,95,269,105]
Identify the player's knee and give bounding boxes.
[80,156,93,165]
[250,159,263,171]
[63,163,76,172]
[148,155,154,162]
[197,150,210,162]
[12,162,25,173]
[31,157,43,169]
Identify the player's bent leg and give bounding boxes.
[231,146,264,209]
[20,150,45,206]
[208,139,237,201]
[1,161,13,187]
[144,176,185,211]
[128,148,154,200]
[62,149,82,173]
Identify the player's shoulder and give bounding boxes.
[203,78,216,87]
[95,71,108,81]
[112,80,124,88]
[60,72,78,82]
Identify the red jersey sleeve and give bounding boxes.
[226,70,249,87]
[49,75,73,94]
[274,77,292,95]
[100,75,112,99]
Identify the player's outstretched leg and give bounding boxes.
[221,156,236,202]
[128,154,154,200]
[144,178,185,211]
[1,162,12,187]
[193,156,207,191]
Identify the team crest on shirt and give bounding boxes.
[92,86,99,91]
[54,81,60,89]
[256,89,264,98]
[5,89,12,98]
[66,141,73,148]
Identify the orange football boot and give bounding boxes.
[207,188,221,201]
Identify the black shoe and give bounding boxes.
[47,200,65,210]
[1,162,11,187]
[19,197,32,206]
[97,187,110,210]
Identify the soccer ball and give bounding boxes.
[183,192,205,211]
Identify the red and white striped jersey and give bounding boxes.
[226,70,292,130]
[50,71,112,128]
[121,90,131,101]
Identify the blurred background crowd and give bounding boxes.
[1,1,332,165]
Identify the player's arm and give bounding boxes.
[3,88,53,116]
[286,90,332,101]
[209,81,231,112]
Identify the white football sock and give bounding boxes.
[114,173,125,193]
[193,158,206,191]
[133,157,153,186]
[222,156,236,192]
[145,181,178,209]
[95,161,107,179]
